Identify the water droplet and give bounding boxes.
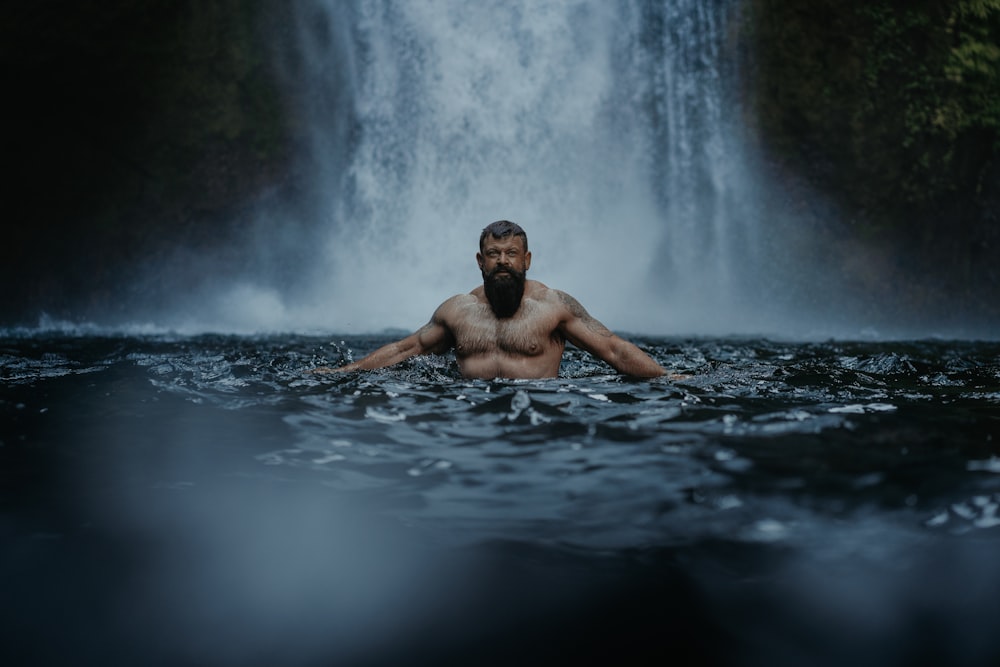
[952,503,976,520]
[716,495,743,510]
[967,457,1000,473]
[312,453,346,464]
[749,519,787,542]
[365,407,406,423]
[529,410,550,426]
[924,512,949,527]
[829,404,866,414]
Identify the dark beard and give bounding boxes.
[483,267,526,318]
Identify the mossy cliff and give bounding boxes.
[743,0,1000,324]
[3,1,301,322]
[2,2,998,328]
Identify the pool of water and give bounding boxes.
[2,333,999,666]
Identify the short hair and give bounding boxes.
[479,220,528,252]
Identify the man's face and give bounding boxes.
[477,235,531,279]
[477,235,531,318]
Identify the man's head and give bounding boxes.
[477,220,531,318]
[479,220,528,254]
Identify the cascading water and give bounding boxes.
[159,0,855,336]
[637,0,768,325]
[262,0,795,336]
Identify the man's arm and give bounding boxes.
[555,291,666,378]
[310,313,454,374]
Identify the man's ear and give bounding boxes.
[525,251,532,271]
[476,252,484,271]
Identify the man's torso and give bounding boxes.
[440,282,566,378]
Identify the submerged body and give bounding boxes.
[315,279,664,379]
[445,283,567,379]
[314,221,666,379]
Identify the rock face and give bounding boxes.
[3,1,998,329]
[3,1,299,323]
[743,0,1000,324]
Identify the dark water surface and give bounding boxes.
[3,333,1000,666]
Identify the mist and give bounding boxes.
[143,0,930,340]
[7,0,996,338]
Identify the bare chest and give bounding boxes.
[450,300,562,358]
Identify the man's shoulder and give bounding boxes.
[525,281,569,306]
[524,280,554,298]
[435,291,481,316]
[527,284,596,323]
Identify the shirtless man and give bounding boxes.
[313,220,666,379]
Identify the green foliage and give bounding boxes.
[747,0,1000,215]
[744,0,1000,320]
[131,1,289,209]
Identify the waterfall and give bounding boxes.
[263,0,799,334]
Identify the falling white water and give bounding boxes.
[185,0,816,335]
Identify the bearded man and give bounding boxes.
[313,220,665,379]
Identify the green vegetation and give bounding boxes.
[4,1,997,327]
[747,0,999,211]
[744,0,1000,320]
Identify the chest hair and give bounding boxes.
[453,300,559,356]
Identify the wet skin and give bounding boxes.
[314,236,666,379]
